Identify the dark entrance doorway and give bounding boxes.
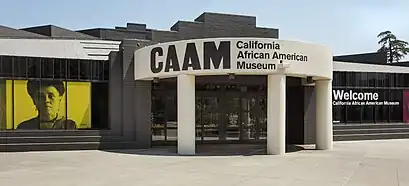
[151,75,305,146]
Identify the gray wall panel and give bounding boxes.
[172,21,205,40]
[151,13,279,42]
[134,81,152,148]
[121,40,155,144]
[151,30,180,43]
[109,51,123,136]
[121,41,137,141]
[79,12,279,41]
[304,86,316,144]
[101,30,147,41]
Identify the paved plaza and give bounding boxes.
[2,140,409,186]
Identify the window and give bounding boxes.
[367,72,376,87]
[79,60,91,80]
[346,72,357,87]
[375,89,389,122]
[344,89,362,123]
[404,74,409,87]
[393,74,399,87]
[361,105,375,123]
[13,57,27,78]
[358,72,367,87]
[41,58,54,79]
[0,56,13,78]
[92,61,109,80]
[27,57,41,78]
[333,105,346,123]
[346,106,361,123]
[68,59,79,80]
[54,59,66,79]
[396,74,405,87]
[90,60,109,81]
[360,88,375,123]
[333,71,346,87]
[387,73,395,87]
[390,89,403,122]
[91,61,101,80]
[376,73,386,87]
[103,60,109,80]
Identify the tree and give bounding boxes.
[378,30,409,63]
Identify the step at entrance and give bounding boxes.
[333,123,409,141]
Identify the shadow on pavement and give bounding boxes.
[102,144,309,157]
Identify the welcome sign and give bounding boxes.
[332,89,400,106]
[134,38,332,80]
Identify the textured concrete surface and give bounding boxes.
[2,140,409,186]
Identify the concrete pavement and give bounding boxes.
[2,139,409,186]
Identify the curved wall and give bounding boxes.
[134,38,333,80]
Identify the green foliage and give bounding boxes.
[377,30,409,63]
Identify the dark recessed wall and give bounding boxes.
[0,25,49,39]
[151,12,279,42]
[79,12,279,42]
[333,52,387,65]
[22,25,97,39]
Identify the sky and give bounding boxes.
[0,0,408,58]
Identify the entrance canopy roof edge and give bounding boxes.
[134,37,333,80]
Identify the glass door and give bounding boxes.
[241,94,254,140]
[248,93,267,140]
[237,93,267,141]
[196,91,221,142]
[224,92,241,141]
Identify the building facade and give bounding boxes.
[1,12,409,153]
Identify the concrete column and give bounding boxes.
[108,51,122,136]
[134,81,152,148]
[315,79,333,150]
[177,74,196,155]
[267,74,286,155]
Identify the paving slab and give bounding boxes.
[1,140,409,186]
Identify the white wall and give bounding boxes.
[334,61,409,73]
[0,38,120,60]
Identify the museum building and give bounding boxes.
[1,12,409,154]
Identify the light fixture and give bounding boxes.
[153,77,159,83]
[228,73,235,80]
[306,76,314,83]
[277,63,290,69]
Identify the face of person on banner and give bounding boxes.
[28,80,64,121]
[33,86,62,121]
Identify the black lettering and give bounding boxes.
[150,47,163,73]
[237,61,245,69]
[271,51,308,62]
[237,50,245,59]
[204,41,231,69]
[164,45,180,72]
[182,43,201,70]
[236,61,276,70]
[236,41,243,49]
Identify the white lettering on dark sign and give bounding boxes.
[332,90,400,106]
